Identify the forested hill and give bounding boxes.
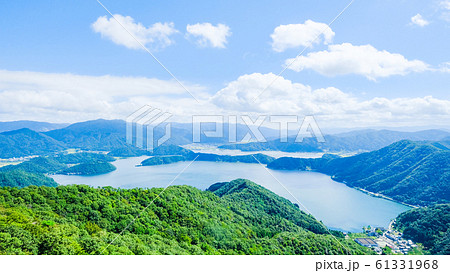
[268,140,450,206]
[0,128,66,158]
[395,204,450,254]
[0,179,372,255]
[207,179,326,234]
[44,119,128,151]
[57,162,116,176]
[140,151,275,166]
[0,152,118,187]
[0,170,57,188]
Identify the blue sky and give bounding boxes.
[0,0,449,129]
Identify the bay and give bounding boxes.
[51,156,410,233]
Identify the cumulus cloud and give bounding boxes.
[0,70,207,122]
[410,14,430,27]
[186,23,231,48]
[1,70,449,128]
[270,20,335,52]
[211,73,450,127]
[285,43,429,80]
[91,14,178,50]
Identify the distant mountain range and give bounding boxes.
[0,120,68,133]
[0,118,449,159]
[220,129,450,153]
[0,119,298,158]
[268,140,450,206]
[44,119,128,151]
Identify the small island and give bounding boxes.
[57,162,116,176]
[140,152,275,166]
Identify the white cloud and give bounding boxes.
[1,70,449,129]
[440,0,450,10]
[440,0,450,22]
[211,73,450,127]
[285,43,429,80]
[439,61,450,72]
[411,14,430,27]
[0,70,207,122]
[270,20,335,52]
[91,14,178,50]
[186,23,231,48]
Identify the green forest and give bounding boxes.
[395,204,450,254]
[57,162,116,176]
[0,152,118,184]
[140,150,275,166]
[268,140,450,206]
[0,179,373,255]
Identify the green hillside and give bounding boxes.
[0,170,58,188]
[0,157,67,174]
[141,155,187,166]
[268,140,450,206]
[44,119,127,151]
[57,162,116,175]
[0,179,372,255]
[0,128,66,158]
[395,204,450,254]
[141,147,275,166]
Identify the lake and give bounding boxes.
[51,156,410,233]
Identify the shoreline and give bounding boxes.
[351,186,419,209]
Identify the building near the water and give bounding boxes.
[354,238,378,248]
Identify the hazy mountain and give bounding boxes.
[0,120,68,133]
[42,119,284,150]
[170,122,284,142]
[0,128,66,158]
[44,119,128,151]
[220,129,450,153]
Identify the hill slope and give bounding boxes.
[0,179,372,255]
[45,119,127,151]
[0,128,66,158]
[0,170,58,188]
[395,204,450,254]
[57,162,116,175]
[268,140,450,206]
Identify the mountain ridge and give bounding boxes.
[267,140,450,206]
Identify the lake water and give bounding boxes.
[181,144,326,158]
[51,156,410,233]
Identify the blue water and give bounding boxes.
[51,156,410,232]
